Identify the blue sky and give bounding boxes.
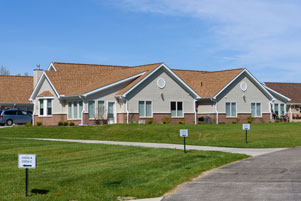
[1,0,301,82]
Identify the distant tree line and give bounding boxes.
[0,65,28,76]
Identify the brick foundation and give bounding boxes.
[218,113,271,124]
[126,113,196,124]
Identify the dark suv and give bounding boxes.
[0,109,32,126]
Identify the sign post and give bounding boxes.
[18,154,37,197]
[242,124,250,144]
[180,129,189,153]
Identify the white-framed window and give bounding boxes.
[88,101,95,119]
[280,104,285,116]
[98,101,105,119]
[138,101,152,117]
[226,102,236,117]
[251,103,262,117]
[39,98,53,116]
[171,101,183,117]
[274,103,279,115]
[67,101,83,120]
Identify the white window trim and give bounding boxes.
[107,101,117,124]
[138,100,153,118]
[274,103,279,115]
[170,101,184,118]
[280,103,286,116]
[251,102,262,117]
[225,102,237,118]
[37,98,54,117]
[97,100,106,120]
[88,100,96,120]
[67,101,83,120]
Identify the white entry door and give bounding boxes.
[107,102,115,124]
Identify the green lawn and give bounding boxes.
[1,123,301,148]
[0,138,246,201]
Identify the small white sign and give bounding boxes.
[242,124,251,131]
[18,154,36,169]
[180,129,189,137]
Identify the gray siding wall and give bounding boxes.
[217,73,271,114]
[126,68,195,114]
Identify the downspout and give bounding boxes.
[32,100,35,126]
[194,100,197,124]
[79,95,84,125]
[213,99,219,124]
[125,99,129,124]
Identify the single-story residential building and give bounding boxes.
[30,62,290,125]
[0,75,33,111]
[264,82,301,122]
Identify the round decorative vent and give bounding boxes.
[240,81,247,92]
[157,78,166,89]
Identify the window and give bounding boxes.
[171,101,183,117]
[79,101,83,119]
[47,99,52,115]
[39,99,52,116]
[98,101,105,119]
[73,101,78,119]
[226,102,236,117]
[39,99,44,116]
[280,104,285,116]
[274,104,279,115]
[68,102,72,119]
[251,103,261,117]
[138,101,152,117]
[88,101,95,119]
[68,101,84,119]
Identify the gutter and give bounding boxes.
[194,100,197,124]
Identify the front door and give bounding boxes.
[107,102,115,124]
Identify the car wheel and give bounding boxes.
[6,119,13,126]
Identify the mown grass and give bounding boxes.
[0,138,246,201]
[1,123,301,148]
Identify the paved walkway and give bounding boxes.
[29,138,286,157]
[163,147,301,201]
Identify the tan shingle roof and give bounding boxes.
[172,68,245,98]
[37,90,53,97]
[265,82,301,103]
[0,75,33,103]
[47,62,163,96]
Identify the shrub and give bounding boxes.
[260,118,265,123]
[58,121,63,126]
[63,122,69,126]
[232,120,237,124]
[275,119,280,123]
[25,122,32,127]
[36,122,42,126]
[147,119,153,124]
[247,116,254,124]
[178,120,185,124]
[209,117,216,124]
[69,122,75,126]
[162,117,171,124]
[198,121,204,124]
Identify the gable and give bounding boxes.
[30,73,59,100]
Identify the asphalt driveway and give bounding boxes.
[163,147,301,201]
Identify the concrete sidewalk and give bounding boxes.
[30,138,286,157]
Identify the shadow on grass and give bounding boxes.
[31,189,49,195]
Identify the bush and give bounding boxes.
[63,122,69,126]
[162,117,171,124]
[147,119,153,124]
[25,122,32,127]
[260,118,265,123]
[178,120,185,124]
[275,119,280,123]
[198,121,204,124]
[36,122,42,126]
[232,118,240,124]
[58,121,63,126]
[69,122,75,126]
[247,116,254,124]
[210,117,216,124]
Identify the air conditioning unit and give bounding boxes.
[138,120,145,124]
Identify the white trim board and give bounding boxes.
[121,63,201,99]
[213,69,274,101]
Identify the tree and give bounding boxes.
[0,65,10,75]
[24,72,29,76]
